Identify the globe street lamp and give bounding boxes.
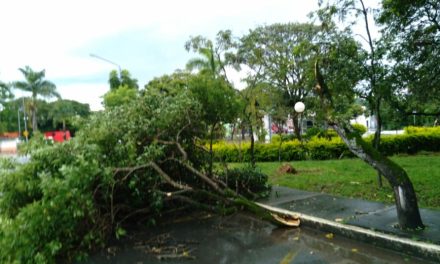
[294,101,305,136]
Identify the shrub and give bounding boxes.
[270,134,295,143]
[351,123,367,135]
[404,126,440,135]
[218,166,271,199]
[304,127,322,139]
[306,137,353,160]
[379,133,440,155]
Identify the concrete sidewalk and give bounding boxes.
[259,186,440,262]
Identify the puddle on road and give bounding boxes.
[83,213,432,264]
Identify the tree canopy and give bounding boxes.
[238,23,320,138]
[379,0,440,118]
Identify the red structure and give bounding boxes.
[0,132,19,139]
[44,131,71,142]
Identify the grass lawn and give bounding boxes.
[234,152,440,210]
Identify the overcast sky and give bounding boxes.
[0,0,318,111]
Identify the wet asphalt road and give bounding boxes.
[84,213,432,264]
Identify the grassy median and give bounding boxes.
[231,152,440,210]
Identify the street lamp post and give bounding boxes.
[89,53,122,77]
[294,101,305,137]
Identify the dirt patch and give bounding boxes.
[277,163,297,175]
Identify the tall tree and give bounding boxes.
[185,30,237,84]
[13,66,60,132]
[312,18,424,229]
[238,23,319,140]
[189,74,241,175]
[317,0,392,187]
[185,31,241,174]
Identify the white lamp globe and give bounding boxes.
[294,102,305,113]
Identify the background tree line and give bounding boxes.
[0,66,91,135]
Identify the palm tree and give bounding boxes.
[13,66,60,132]
[186,42,219,77]
[184,32,234,82]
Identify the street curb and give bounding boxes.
[256,202,440,262]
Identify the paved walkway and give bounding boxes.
[258,186,440,261]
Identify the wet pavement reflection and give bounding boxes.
[84,213,432,264]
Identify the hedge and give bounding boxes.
[212,131,440,162]
[404,126,440,135]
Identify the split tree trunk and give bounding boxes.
[332,123,424,229]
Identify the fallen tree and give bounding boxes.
[0,91,272,263]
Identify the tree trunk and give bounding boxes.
[278,131,283,163]
[230,123,235,141]
[249,124,255,168]
[32,108,38,132]
[331,122,424,230]
[373,100,383,187]
[292,113,301,141]
[209,123,216,177]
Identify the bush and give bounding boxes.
[306,137,353,160]
[351,123,367,135]
[304,127,322,139]
[404,126,440,135]
[273,134,296,142]
[218,166,271,199]
[379,133,440,155]
[304,127,339,140]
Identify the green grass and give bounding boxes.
[232,153,440,209]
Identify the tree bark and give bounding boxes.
[292,113,301,140]
[32,108,38,132]
[230,123,235,141]
[331,122,424,229]
[249,123,255,168]
[373,100,383,188]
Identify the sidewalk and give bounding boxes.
[258,186,440,262]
